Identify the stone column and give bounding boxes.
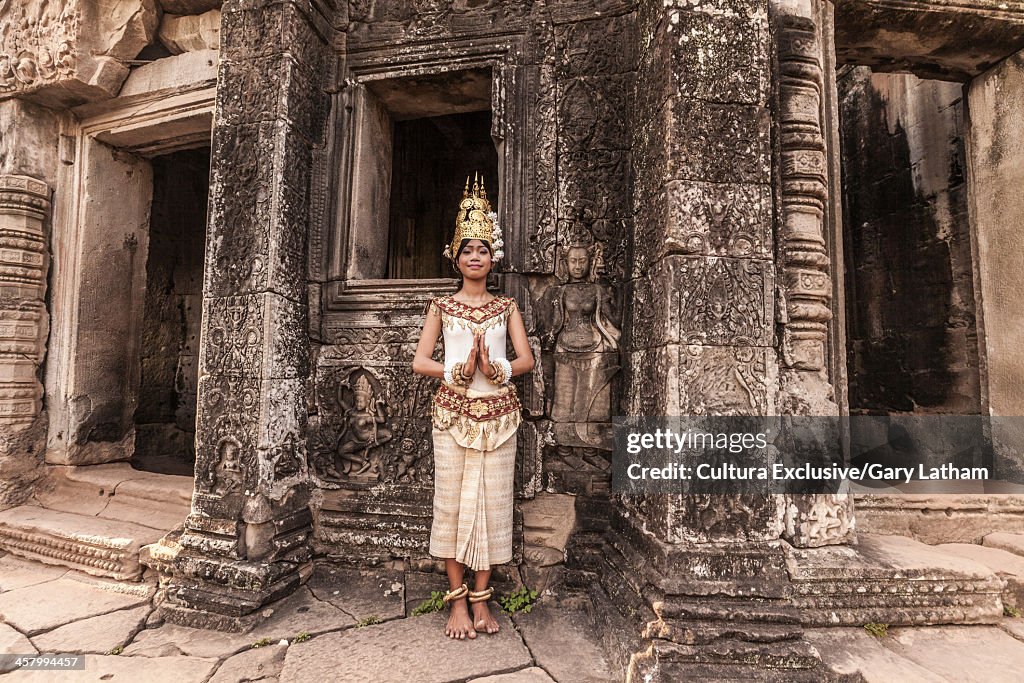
[774,0,854,547]
[164,0,330,628]
[0,176,50,434]
[605,0,839,677]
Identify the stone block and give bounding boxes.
[0,0,159,106]
[0,506,166,581]
[666,98,772,185]
[884,626,1024,681]
[205,121,314,301]
[663,9,769,105]
[787,534,1004,626]
[209,643,287,683]
[985,532,1024,557]
[118,49,219,98]
[160,10,222,54]
[522,492,576,564]
[936,543,1024,607]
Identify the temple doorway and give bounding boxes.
[132,148,211,476]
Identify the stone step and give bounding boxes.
[984,532,1024,558]
[34,462,193,531]
[934,542,1024,608]
[0,506,166,581]
[786,533,1006,626]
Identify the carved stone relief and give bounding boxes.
[0,0,159,106]
[0,175,49,430]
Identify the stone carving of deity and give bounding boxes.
[548,242,621,438]
[336,374,393,478]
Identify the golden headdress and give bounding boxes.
[443,173,504,263]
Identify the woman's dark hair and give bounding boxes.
[457,238,492,255]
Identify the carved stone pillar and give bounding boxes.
[0,176,50,430]
[602,0,831,678]
[164,0,331,628]
[774,0,854,548]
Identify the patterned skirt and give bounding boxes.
[429,426,517,570]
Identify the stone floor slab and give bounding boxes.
[308,564,405,621]
[984,532,1024,558]
[31,605,150,655]
[936,543,1024,605]
[208,642,287,683]
[511,600,615,683]
[279,611,532,683]
[0,555,68,593]
[250,585,357,641]
[2,654,217,682]
[0,623,37,672]
[887,626,1024,682]
[469,667,557,682]
[999,616,1024,642]
[123,622,253,658]
[0,575,151,635]
[805,627,946,682]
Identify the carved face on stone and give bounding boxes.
[566,246,591,281]
[354,392,369,410]
[458,239,493,280]
[219,440,240,472]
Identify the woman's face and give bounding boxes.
[458,239,492,280]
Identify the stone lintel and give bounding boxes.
[834,0,1024,80]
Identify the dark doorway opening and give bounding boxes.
[387,110,499,279]
[133,147,210,476]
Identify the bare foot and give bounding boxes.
[471,600,500,634]
[445,598,477,640]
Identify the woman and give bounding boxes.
[412,175,534,640]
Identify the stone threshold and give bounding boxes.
[0,463,192,581]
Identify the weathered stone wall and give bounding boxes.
[966,48,1024,480]
[309,0,637,576]
[135,149,209,473]
[839,68,981,415]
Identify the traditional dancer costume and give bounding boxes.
[427,177,522,571]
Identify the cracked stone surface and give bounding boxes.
[0,575,151,635]
[307,564,405,621]
[208,642,287,683]
[0,623,36,672]
[469,667,558,682]
[123,622,254,659]
[30,605,151,655]
[0,555,67,592]
[511,598,614,683]
[249,585,357,642]
[279,611,532,683]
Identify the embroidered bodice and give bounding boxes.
[425,294,522,450]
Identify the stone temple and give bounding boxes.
[2,0,1024,679]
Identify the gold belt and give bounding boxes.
[433,382,521,421]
